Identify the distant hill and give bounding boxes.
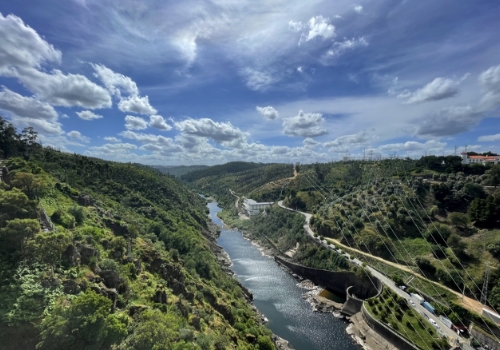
[152,165,209,177]
[181,161,266,182]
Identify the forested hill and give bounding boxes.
[181,162,266,182]
[152,165,209,178]
[0,117,275,350]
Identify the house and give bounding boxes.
[242,198,273,216]
[461,152,500,165]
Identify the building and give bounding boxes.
[242,198,273,216]
[461,152,500,165]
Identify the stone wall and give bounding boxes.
[361,304,419,350]
[274,256,381,299]
[470,325,500,350]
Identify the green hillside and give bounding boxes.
[153,165,210,178]
[0,117,275,350]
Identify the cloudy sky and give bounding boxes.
[1,0,499,165]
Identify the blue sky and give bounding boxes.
[0,0,499,165]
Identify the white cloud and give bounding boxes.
[379,140,446,152]
[67,130,90,143]
[256,106,279,120]
[175,118,248,145]
[118,95,157,115]
[125,115,148,130]
[104,136,121,142]
[297,66,303,73]
[303,137,319,147]
[478,64,500,111]
[89,143,138,154]
[119,130,175,146]
[0,13,61,74]
[18,68,112,109]
[11,117,63,135]
[282,110,328,137]
[288,20,304,32]
[324,131,375,149]
[149,114,172,131]
[478,134,500,142]
[241,68,278,92]
[299,16,335,44]
[325,37,368,58]
[415,105,481,137]
[76,110,103,120]
[354,5,363,13]
[92,63,139,98]
[0,87,58,121]
[399,76,465,104]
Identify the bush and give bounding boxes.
[68,206,85,225]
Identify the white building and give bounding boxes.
[461,152,500,165]
[243,198,273,216]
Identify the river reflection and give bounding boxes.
[208,202,358,350]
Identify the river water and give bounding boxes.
[208,202,358,350]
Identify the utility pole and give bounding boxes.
[454,146,458,156]
[481,261,491,305]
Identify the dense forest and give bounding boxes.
[0,117,276,350]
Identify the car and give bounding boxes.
[409,300,416,307]
[399,285,407,291]
[429,319,440,329]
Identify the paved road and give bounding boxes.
[277,200,472,349]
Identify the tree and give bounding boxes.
[485,164,500,187]
[27,231,71,273]
[0,218,40,251]
[448,212,470,230]
[424,223,453,245]
[11,172,47,199]
[37,290,127,350]
[0,188,36,225]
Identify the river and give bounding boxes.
[208,201,358,350]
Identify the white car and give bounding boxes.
[409,300,416,307]
[429,319,440,329]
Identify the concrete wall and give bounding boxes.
[341,286,365,315]
[361,304,419,350]
[470,325,500,350]
[274,256,381,299]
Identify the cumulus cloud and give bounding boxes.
[303,137,319,147]
[256,106,279,120]
[399,76,466,104]
[288,20,304,32]
[354,5,363,13]
[175,118,247,145]
[18,68,112,109]
[104,136,121,142]
[299,16,335,44]
[125,115,148,130]
[91,63,139,98]
[282,110,328,137]
[11,117,63,135]
[297,66,303,73]
[325,37,368,58]
[118,95,157,115]
[119,130,175,146]
[0,13,61,73]
[478,133,500,142]
[89,143,138,154]
[415,105,481,137]
[478,64,500,111]
[324,131,374,149]
[0,87,58,121]
[76,110,103,120]
[378,140,446,152]
[149,115,172,130]
[67,130,90,143]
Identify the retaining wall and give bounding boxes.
[274,256,381,299]
[342,286,364,315]
[361,304,420,350]
[470,325,500,350]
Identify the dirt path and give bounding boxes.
[229,189,249,220]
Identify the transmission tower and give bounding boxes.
[481,261,491,305]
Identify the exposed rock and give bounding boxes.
[128,304,149,317]
[103,218,129,236]
[79,244,100,265]
[62,244,80,266]
[77,194,96,206]
[272,335,294,350]
[99,269,123,289]
[246,334,257,344]
[153,288,168,304]
[62,279,81,294]
[214,302,235,325]
[90,283,118,312]
[133,259,142,273]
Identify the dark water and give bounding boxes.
[208,202,358,350]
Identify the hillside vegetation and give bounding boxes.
[153,165,209,178]
[0,117,275,350]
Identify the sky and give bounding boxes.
[0,0,500,165]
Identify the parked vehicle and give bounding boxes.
[409,300,416,307]
[429,319,439,329]
[422,301,435,314]
[411,293,425,305]
[439,316,453,329]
